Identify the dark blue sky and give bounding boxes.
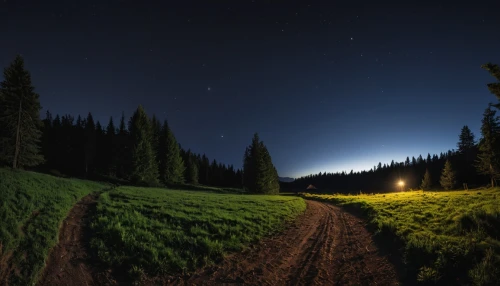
[2,1,500,178]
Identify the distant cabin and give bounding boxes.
[306,184,317,190]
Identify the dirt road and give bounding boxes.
[182,200,399,285]
[38,197,398,285]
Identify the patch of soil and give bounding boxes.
[176,200,399,285]
[36,193,118,286]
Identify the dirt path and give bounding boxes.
[37,193,105,286]
[182,200,399,285]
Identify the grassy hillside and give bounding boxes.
[0,168,106,286]
[303,189,500,285]
[90,186,306,280]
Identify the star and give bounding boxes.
[350,37,354,41]
[207,87,211,91]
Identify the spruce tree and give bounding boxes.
[129,105,159,185]
[243,133,279,194]
[105,117,116,176]
[158,120,185,184]
[440,160,456,190]
[482,63,500,109]
[476,106,500,187]
[0,55,44,168]
[84,112,96,175]
[116,112,131,179]
[185,153,199,184]
[457,125,475,153]
[421,168,432,190]
[150,115,161,160]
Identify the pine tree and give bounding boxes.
[94,121,106,174]
[476,106,500,187]
[41,110,53,168]
[185,152,199,184]
[457,125,475,153]
[243,133,279,194]
[417,155,423,165]
[105,117,116,176]
[150,115,161,160]
[421,168,432,190]
[0,55,44,168]
[116,112,131,178]
[158,120,185,184]
[482,63,500,109]
[440,160,456,190]
[84,112,96,176]
[129,105,159,185]
[199,154,210,185]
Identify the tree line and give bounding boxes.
[0,55,280,193]
[290,63,500,193]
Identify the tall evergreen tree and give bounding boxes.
[128,105,159,185]
[105,117,116,176]
[199,154,210,185]
[476,106,500,187]
[150,115,161,161]
[243,133,279,194]
[184,151,199,184]
[457,125,476,153]
[84,112,96,176]
[421,168,432,190]
[482,63,500,109]
[158,120,185,184]
[0,55,44,168]
[116,112,131,178]
[440,160,456,190]
[417,155,423,165]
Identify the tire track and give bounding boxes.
[178,200,399,286]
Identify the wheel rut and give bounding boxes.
[180,200,399,286]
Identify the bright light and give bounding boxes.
[398,180,405,187]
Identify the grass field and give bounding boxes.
[0,168,106,286]
[303,189,500,285]
[89,186,306,280]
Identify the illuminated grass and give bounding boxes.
[90,186,306,279]
[303,189,500,285]
[0,168,106,286]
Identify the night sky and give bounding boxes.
[2,1,500,178]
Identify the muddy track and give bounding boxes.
[181,200,399,285]
[36,193,115,286]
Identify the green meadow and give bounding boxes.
[0,168,106,285]
[303,189,500,285]
[89,186,306,280]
